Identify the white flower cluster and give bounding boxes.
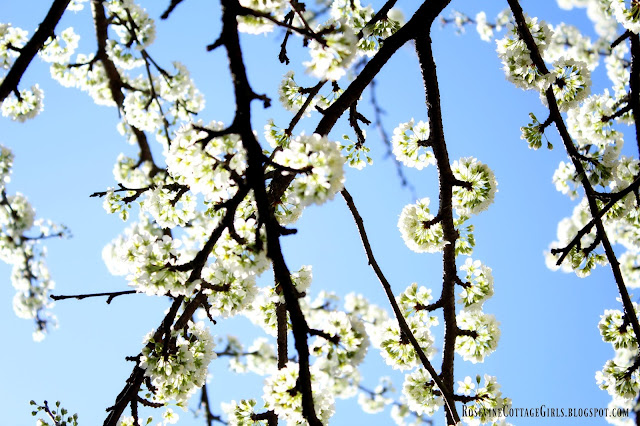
[402,368,443,416]
[544,23,599,71]
[546,199,607,277]
[226,337,277,375]
[331,0,401,57]
[271,133,345,221]
[460,375,511,425]
[558,0,618,39]
[102,218,193,296]
[610,0,640,34]
[166,122,247,204]
[201,258,258,318]
[596,351,640,402]
[397,283,439,331]
[607,43,630,98]
[0,145,66,340]
[244,265,313,336]
[455,310,501,364]
[39,28,80,64]
[0,23,45,122]
[311,309,368,361]
[391,119,434,170]
[0,23,27,69]
[1,84,44,122]
[497,16,592,113]
[221,398,259,426]
[305,23,357,81]
[356,377,394,414]
[555,91,625,192]
[544,57,591,112]
[458,258,494,309]
[474,13,493,41]
[140,321,216,404]
[141,183,197,228]
[262,362,335,425]
[599,309,637,352]
[398,198,446,253]
[496,16,553,90]
[279,71,313,114]
[50,53,115,106]
[451,157,497,216]
[237,0,287,34]
[595,303,640,410]
[372,316,436,371]
[106,0,156,50]
[47,1,203,134]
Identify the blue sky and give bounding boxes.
[0,0,630,425]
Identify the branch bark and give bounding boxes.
[0,0,71,103]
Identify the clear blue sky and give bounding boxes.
[0,1,628,425]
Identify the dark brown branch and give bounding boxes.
[50,290,137,304]
[198,383,227,426]
[172,185,250,274]
[309,328,340,345]
[0,0,71,103]
[278,11,295,64]
[315,0,451,137]
[414,23,460,425]
[236,6,329,46]
[602,104,631,122]
[91,0,160,173]
[161,0,186,19]
[348,102,371,147]
[629,34,640,156]
[252,410,277,426]
[457,328,478,339]
[369,78,415,193]
[507,0,640,391]
[41,401,60,425]
[454,394,482,404]
[285,80,326,136]
[357,0,398,39]
[340,188,459,423]
[418,299,445,311]
[218,1,320,423]
[612,30,631,49]
[276,301,288,369]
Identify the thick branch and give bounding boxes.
[315,0,451,137]
[91,0,159,171]
[0,0,71,103]
[217,0,321,423]
[629,34,640,156]
[414,26,461,426]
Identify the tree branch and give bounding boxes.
[50,290,137,304]
[507,0,640,392]
[341,188,459,423]
[0,0,71,103]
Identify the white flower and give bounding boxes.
[398,198,447,253]
[305,23,357,81]
[403,368,443,416]
[391,119,435,170]
[262,362,335,425]
[455,310,501,363]
[451,157,497,216]
[457,376,476,396]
